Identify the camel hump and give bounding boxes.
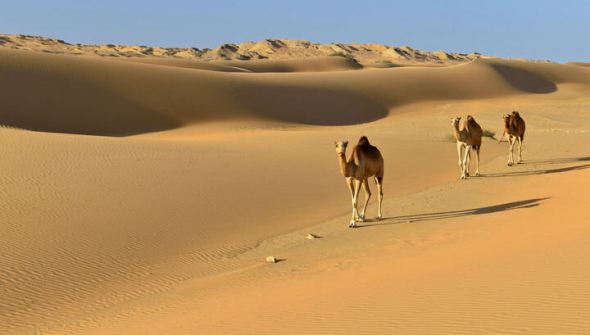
[466,115,479,127]
[358,136,370,145]
[512,111,524,124]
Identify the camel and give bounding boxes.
[451,115,483,179]
[503,111,526,166]
[334,136,384,228]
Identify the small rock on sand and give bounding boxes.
[306,233,319,240]
[266,256,277,263]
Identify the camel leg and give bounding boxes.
[475,145,481,176]
[349,179,362,228]
[461,144,470,179]
[358,179,371,222]
[506,136,511,165]
[346,177,360,221]
[507,136,514,166]
[346,177,354,197]
[456,142,464,175]
[346,177,355,219]
[375,176,383,220]
[517,136,523,164]
[466,148,472,176]
[511,136,516,165]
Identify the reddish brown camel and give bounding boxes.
[503,111,526,166]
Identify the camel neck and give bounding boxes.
[338,152,352,177]
[453,126,464,141]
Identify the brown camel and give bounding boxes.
[334,136,384,228]
[451,115,483,179]
[503,111,526,166]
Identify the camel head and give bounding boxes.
[502,114,511,127]
[451,117,461,129]
[334,141,348,155]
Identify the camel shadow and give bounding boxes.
[524,157,590,165]
[483,163,590,178]
[358,197,549,228]
[357,159,584,228]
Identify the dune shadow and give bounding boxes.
[359,197,549,228]
[236,84,388,126]
[491,64,557,94]
[218,57,362,73]
[0,71,181,137]
[367,62,407,69]
[484,163,589,178]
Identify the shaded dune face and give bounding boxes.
[490,64,557,94]
[0,69,181,136]
[235,84,388,125]
[213,57,363,73]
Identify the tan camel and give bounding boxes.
[334,136,384,228]
[503,111,526,166]
[451,115,483,179]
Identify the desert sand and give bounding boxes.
[0,42,589,335]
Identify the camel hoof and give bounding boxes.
[475,172,480,176]
[518,161,522,164]
[465,172,470,177]
[461,175,466,180]
[348,221,356,228]
[375,216,382,221]
[507,163,512,166]
[357,217,365,222]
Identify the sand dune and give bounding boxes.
[1,48,587,136]
[1,44,590,335]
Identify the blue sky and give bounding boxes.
[1,0,588,63]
